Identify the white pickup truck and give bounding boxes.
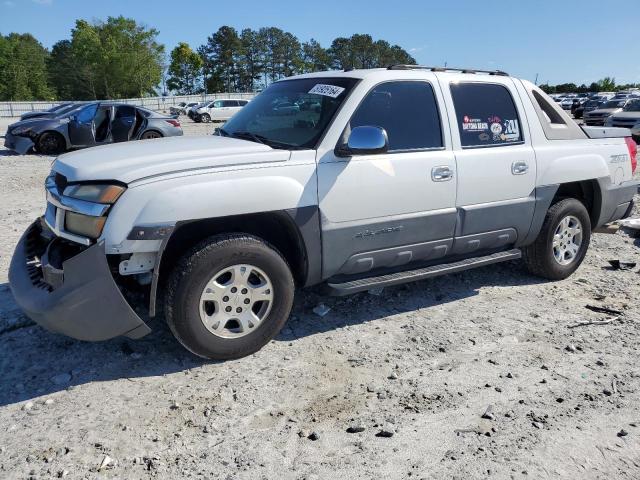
[9,66,639,360]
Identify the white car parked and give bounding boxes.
[9,66,639,360]
[194,99,250,123]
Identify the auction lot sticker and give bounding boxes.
[309,84,345,98]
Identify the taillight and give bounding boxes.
[625,136,637,174]
[166,119,181,128]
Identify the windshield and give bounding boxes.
[220,77,359,149]
[601,100,624,109]
[624,100,640,112]
[585,100,600,107]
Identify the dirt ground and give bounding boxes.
[0,116,639,480]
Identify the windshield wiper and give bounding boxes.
[230,131,266,145]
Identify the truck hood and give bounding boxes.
[53,135,290,184]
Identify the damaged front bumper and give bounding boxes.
[8,219,151,341]
[4,132,35,154]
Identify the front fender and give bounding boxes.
[102,163,318,254]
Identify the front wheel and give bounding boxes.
[200,113,211,123]
[523,198,591,280]
[164,234,295,360]
[36,132,65,155]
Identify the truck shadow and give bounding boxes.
[0,261,544,407]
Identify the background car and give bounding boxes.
[169,101,199,116]
[4,102,183,155]
[632,121,640,143]
[19,102,78,121]
[193,99,249,123]
[604,99,640,130]
[583,98,633,126]
[573,99,602,119]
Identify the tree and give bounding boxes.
[69,16,165,99]
[328,34,415,70]
[201,26,241,92]
[597,77,616,92]
[237,29,266,92]
[0,33,53,100]
[167,42,203,94]
[301,39,331,73]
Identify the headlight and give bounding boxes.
[63,183,126,204]
[11,126,33,136]
[65,211,107,239]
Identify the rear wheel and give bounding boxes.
[164,234,295,360]
[36,132,65,155]
[523,198,591,280]
[141,130,162,140]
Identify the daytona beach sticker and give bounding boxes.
[462,115,488,132]
[308,84,345,98]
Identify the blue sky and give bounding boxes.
[0,0,637,85]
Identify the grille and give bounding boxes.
[24,223,53,292]
[54,173,67,195]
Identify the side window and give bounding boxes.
[76,104,98,123]
[532,91,566,125]
[115,105,136,119]
[349,81,443,151]
[213,100,223,108]
[450,83,523,148]
[223,100,237,107]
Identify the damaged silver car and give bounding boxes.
[4,102,184,155]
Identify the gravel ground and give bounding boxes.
[0,116,639,479]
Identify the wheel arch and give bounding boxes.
[152,208,321,316]
[521,180,603,246]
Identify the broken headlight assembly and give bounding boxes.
[61,183,126,239]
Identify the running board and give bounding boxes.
[327,249,522,296]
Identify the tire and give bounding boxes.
[200,113,211,123]
[164,234,295,360]
[523,198,591,280]
[141,130,162,140]
[36,131,65,155]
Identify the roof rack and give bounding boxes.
[387,64,509,76]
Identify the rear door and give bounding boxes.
[439,75,536,254]
[111,105,136,142]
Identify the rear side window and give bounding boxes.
[532,91,566,125]
[115,105,136,118]
[222,100,237,107]
[349,81,443,151]
[450,83,523,148]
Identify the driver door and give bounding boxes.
[68,103,98,147]
[316,79,458,278]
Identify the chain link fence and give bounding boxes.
[0,93,257,118]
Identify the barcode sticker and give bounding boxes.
[308,84,345,98]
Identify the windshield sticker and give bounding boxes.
[308,84,345,98]
[462,116,488,132]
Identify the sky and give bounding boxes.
[0,0,636,86]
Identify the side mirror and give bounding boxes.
[336,126,389,157]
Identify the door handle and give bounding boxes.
[431,166,454,182]
[511,161,529,175]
